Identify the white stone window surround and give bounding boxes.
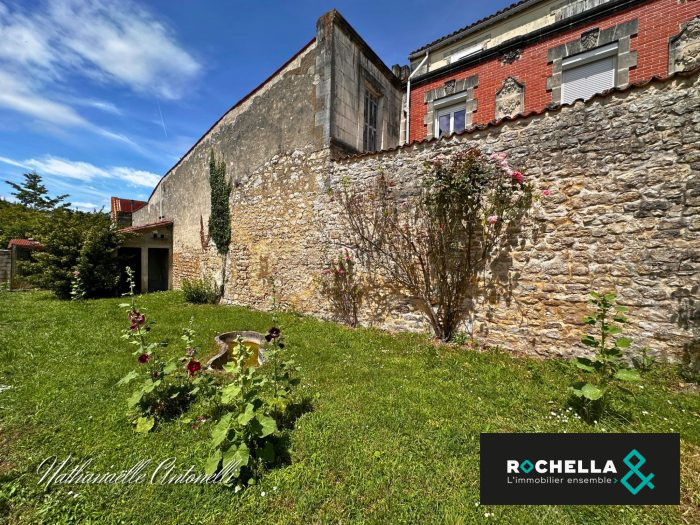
[561,42,618,104]
[433,91,469,136]
[546,19,638,104]
[423,75,478,139]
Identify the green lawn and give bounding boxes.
[0,291,698,524]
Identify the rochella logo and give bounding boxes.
[506,459,616,474]
[506,449,655,495]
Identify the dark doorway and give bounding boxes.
[118,247,142,294]
[148,248,169,292]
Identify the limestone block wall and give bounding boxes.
[218,70,698,363]
[329,16,403,152]
[325,71,700,361]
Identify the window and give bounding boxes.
[561,42,618,104]
[363,90,378,152]
[436,103,466,137]
[449,42,483,63]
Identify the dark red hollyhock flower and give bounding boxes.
[138,353,151,364]
[265,327,281,342]
[186,359,201,377]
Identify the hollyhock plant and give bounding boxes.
[118,269,210,433]
[186,359,202,377]
[319,251,364,328]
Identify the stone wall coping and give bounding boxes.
[337,65,700,162]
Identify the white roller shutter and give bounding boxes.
[561,55,616,105]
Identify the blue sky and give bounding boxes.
[0,0,513,210]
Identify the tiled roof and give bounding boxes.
[111,197,147,214]
[120,220,173,234]
[409,0,541,57]
[338,66,700,161]
[7,239,44,250]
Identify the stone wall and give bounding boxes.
[0,250,10,287]
[220,70,699,362]
[132,10,402,291]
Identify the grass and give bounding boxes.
[0,290,698,524]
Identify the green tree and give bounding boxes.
[76,218,123,298]
[27,210,114,299]
[208,150,232,299]
[5,172,70,210]
[0,200,44,247]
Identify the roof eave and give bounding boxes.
[408,0,545,59]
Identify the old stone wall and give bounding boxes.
[0,250,10,287]
[221,70,699,362]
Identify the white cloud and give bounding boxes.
[0,0,200,145]
[0,0,200,99]
[0,154,161,188]
[71,201,101,210]
[111,167,161,188]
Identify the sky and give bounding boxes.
[0,0,514,211]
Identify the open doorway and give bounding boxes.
[148,248,169,292]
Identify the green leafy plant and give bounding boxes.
[205,335,278,485]
[318,251,364,327]
[182,275,218,304]
[569,291,641,422]
[205,325,300,488]
[632,347,656,373]
[208,150,232,299]
[117,268,207,432]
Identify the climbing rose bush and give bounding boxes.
[338,147,536,341]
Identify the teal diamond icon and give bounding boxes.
[520,460,534,474]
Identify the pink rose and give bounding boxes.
[542,189,550,197]
[487,215,499,225]
[490,152,507,162]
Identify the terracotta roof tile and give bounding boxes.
[111,197,147,214]
[120,220,173,234]
[7,239,44,250]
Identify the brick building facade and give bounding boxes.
[406,0,700,142]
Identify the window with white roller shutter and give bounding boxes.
[561,42,618,104]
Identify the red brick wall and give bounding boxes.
[409,0,699,142]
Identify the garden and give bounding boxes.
[0,153,698,524]
[1,289,698,523]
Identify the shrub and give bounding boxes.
[319,251,364,327]
[27,210,117,299]
[204,326,300,487]
[569,291,641,422]
[76,220,122,298]
[117,268,212,432]
[182,276,218,304]
[338,148,536,341]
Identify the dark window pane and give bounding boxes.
[454,109,466,133]
[363,90,379,152]
[438,114,451,137]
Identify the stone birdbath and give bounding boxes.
[206,331,265,371]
